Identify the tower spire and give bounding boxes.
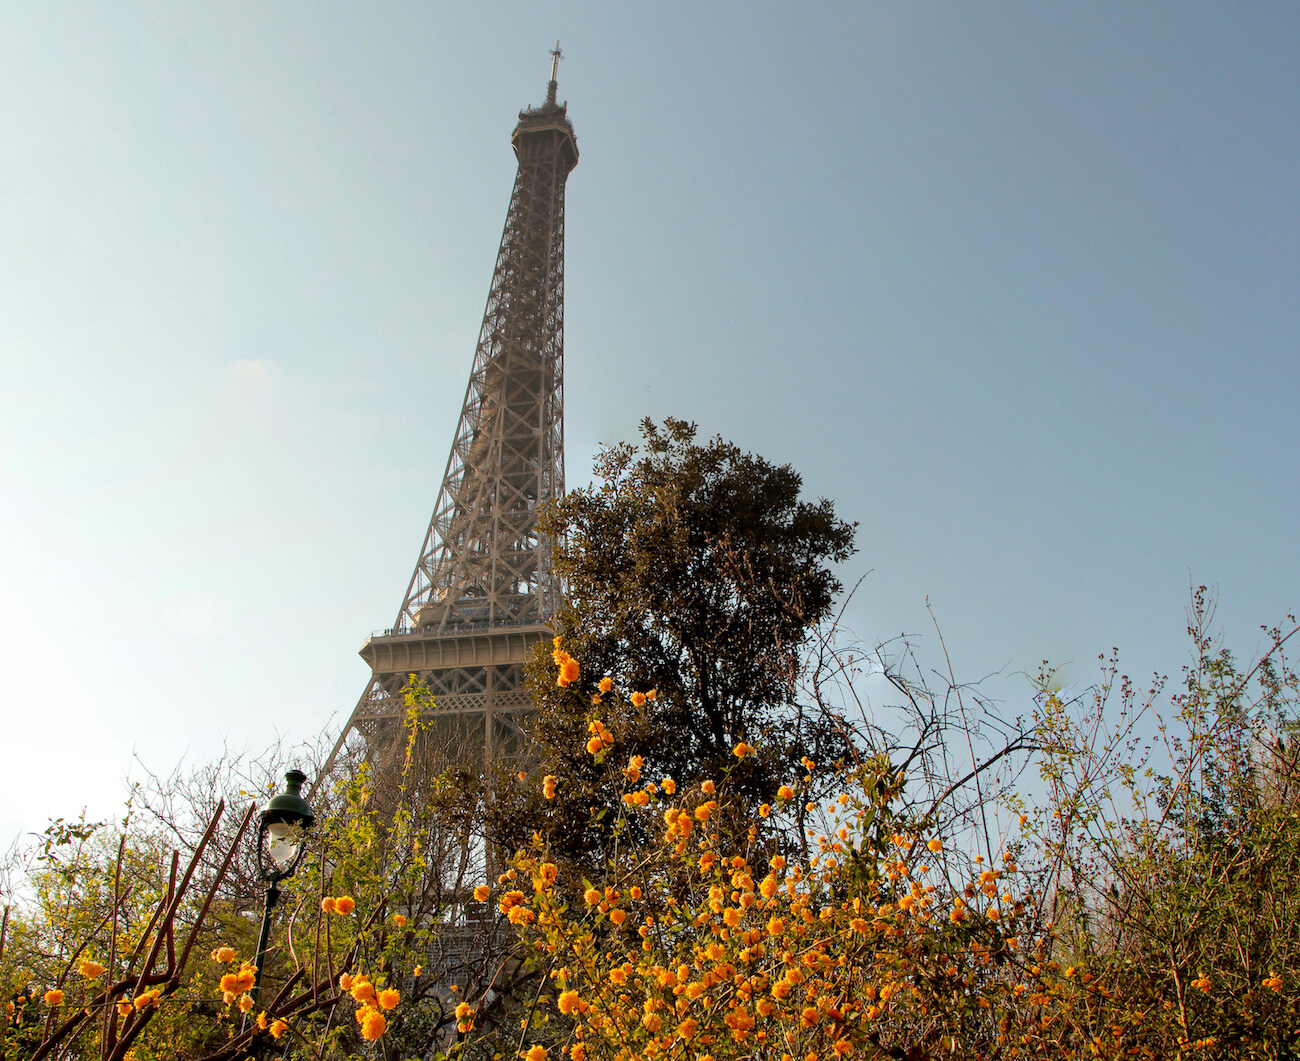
[325,80,578,779]
[547,42,562,106]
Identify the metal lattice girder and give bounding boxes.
[327,75,577,778]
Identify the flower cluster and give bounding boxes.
[319,894,355,915]
[553,637,580,688]
[339,972,398,1041]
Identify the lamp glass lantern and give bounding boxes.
[256,769,316,883]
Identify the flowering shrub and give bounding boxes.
[482,620,1300,1061]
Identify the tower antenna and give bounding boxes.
[547,41,563,105]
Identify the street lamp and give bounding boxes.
[252,769,315,1005]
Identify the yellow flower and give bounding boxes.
[270,1019,288,1039]
[256,1011,268,1030]
[1264,976,1283,991]
[339,973,355,991]
[586,737,604,755]
[117,1001,132,1017]
[134,990,161,1010]
[695,801,716,821]
[351,980,377,1006]
[557,989,580,1014]
[360,1008,387,1041]
[759,803,771,818]
[378,988,400,1011]
[733,742,753,758]
[777,785,794,801]
[43,990,64,1007]
[609,908,627,926]
[320,897,336,913]
[662,777,676,794]
[333,896,356,915]
[543,775,558,799]
[702,780,716,795]
[78,959,105,979]
[474,884,491,902]
[238,994,255,1013]
[599,676,613,693]
[210,946,237,963]
[926,838,943,853]
[392,914,407,928]
[630,691,647,707]
[584,887,602,905]
[677,1017,699,1039]
[526,1046,549,1061]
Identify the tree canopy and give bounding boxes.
[493,418,856,863]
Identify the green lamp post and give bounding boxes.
[252,769,315,1004]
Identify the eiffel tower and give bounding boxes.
[325,53,577,778]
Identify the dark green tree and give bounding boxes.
[492,418,856,865]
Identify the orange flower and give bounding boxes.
[392,914,407,928]
[456,1002,474,1019]
[661,777,676,795]
[630,691,647,707]
[474,884,491,902]
[339,973,355,991]
[599,676,613,693]
[677,1017,700,1039]
[256,1011,268,1030]
[543,774,558,799]
[526,1046,549,1061]
[378,988,400,1011]
[43,990,64,1007]
[557,989,580,1014]
[238,994,255,1013]
[270,1019,288,1039]
[609,908,627,926]
[360,1008,387,1041]
[320,897,336,913]
[351,980,377,1005]
[927,838,943,853]
[78,959,105,979]
[733,742,754,758]
[777,785,794,801]
[211,946,237,963]
[333,896,356,915]
[556,652,580,687]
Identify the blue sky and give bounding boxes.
[2,3,1298,846]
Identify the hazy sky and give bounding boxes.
[3,3,1298,847]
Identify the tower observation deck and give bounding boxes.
[326,69,577,776]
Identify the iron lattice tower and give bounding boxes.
[327,67,577,775]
